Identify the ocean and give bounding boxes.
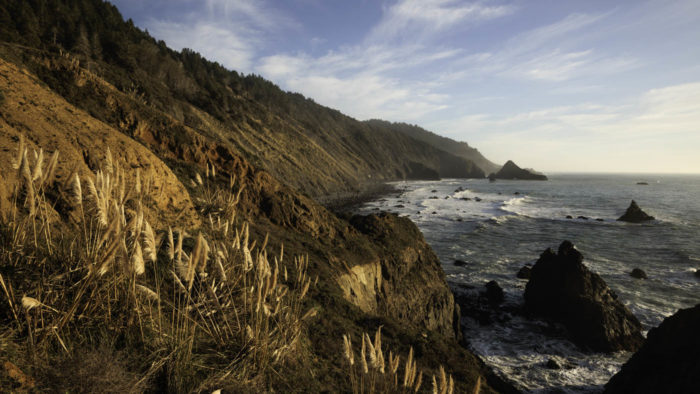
[355,174,700,393]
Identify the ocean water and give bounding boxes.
[356,174,700,393]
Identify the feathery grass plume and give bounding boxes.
[42,150,59,186]
[448,375,454,394]
[404,347,414,387]
[31,148,43,181]
[135,168,141,195]
[360,334,369,374]
[414,371,423,393]
[20,151,36,216]
[21,296,42,311]
[195,172,203,186]
[364,333,376,369]
[439,366,449,394]
[142,220,157,263]
[105,147,114,175]
[342,334,354,366]
[136,284,159,302]
[432,375,438,394]
[166,227,174,261]
[472,376,481,394]
[13,135,25,169]
[69,172,82,207]
[132,241,145,275]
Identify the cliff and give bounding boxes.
[368,119,500,174]
[0,0,488,199]
[0,4,501,392]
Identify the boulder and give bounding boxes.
[566,215,573,219]
[596,218,605,222]
[524,241,644,352]
[454,259,468,267]
[636,182,649,185]
[605,304,700,394]
[490,160,548,181]
[485,281,504,304]
[630,268,648,279]
[577,216,589,220]
[517,265,532,279]
[617,200,655,222]
[695,269,700,278]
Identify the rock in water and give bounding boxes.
[524,241,644,352]
[516,265,532,279]
[630,268,648,279]
[605,304,700,394]
[617,200,655,222]
[489,160,548,181]
[485,281,504,304]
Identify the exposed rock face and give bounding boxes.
[524,241,644,352]
[605,304,700,394]
[349,213,457,337]
[489,160,548,181]
[617,200,655,222]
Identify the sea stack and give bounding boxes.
[617,200,655,222]
[524,241,644,352]
[488,160,547,181]
[605,304,700,394]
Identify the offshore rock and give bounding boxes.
[617,200,655,222]
[630,268,648,279]
[489,160,547,181]
[524,241,644,352]
[605,304,700,394]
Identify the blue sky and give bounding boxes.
[110,0,700,173]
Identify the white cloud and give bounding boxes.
[433,82,700,172]
[148,19,257,71]
[368,0,514,42]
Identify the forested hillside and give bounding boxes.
[0,0,488,199]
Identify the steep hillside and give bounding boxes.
[368,119,500,174]
[0,12,509,394]
[0,0,486,200]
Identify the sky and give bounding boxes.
[110,0,700,173]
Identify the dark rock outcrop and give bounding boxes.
[617,200,655,222]
[605,304,700,394]
[630,268,648,279]
[488,160,548,181]
[695,269,700,278]
[454,259,468,267]
[485,281,504,304]
[524,241,644,352]
[517,265,532,279]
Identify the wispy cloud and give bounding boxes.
[143,0,297,72]
[367,0,515,42]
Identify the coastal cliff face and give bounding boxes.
[0,28,496,394]
[0,0,491,199]
[350,213,457,337]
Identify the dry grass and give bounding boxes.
[341,327,460,394]
[0,137,316,392]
